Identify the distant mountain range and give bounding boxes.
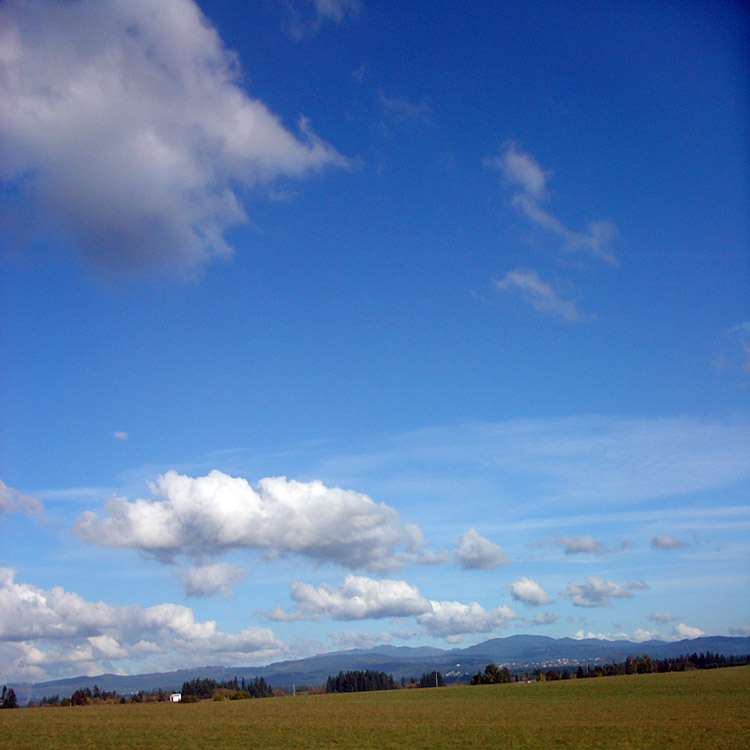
[11,634,750,703]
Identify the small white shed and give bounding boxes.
[169,693,182,702]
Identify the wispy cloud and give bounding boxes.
[485,142,549,198]
[0,480,43,517]
[175,562,247,598]
[379,91,432,125]
[495,268,589,322]
[536,533,608,555]
[651,534,688,550]
[312,415,750,513]
[283,0,362,41]
[484,141,617,265]
[649,612,675,625]
[0,0,348,276]
[533,612,559,626]
[328,630,396,650]
[713,322,750,380]
[113,431,129,441]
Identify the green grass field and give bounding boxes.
[2,666,748,749]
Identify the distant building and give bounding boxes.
[169,693,182,702]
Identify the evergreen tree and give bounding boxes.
[324,670,396,693]
[418,671,445,688]
[1,686,18,709]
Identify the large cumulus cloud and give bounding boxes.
[286,575,431,620]
[74,470,428,573]
[0,0,347,275]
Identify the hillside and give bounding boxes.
[11,634,749,703]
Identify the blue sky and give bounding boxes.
[0,0,748,683]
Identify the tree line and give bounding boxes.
[325,670,396,693]
[36,686,182,707]
[540,651,750,681]
[180,675,273,701]
[471,651,750,685]
[470,663,513,685]
[325,670,445,693]
[25,675,276,708]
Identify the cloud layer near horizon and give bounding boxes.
[0,0,346,275]
[0,568,283,681]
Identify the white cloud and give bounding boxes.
[454,528,509,569]
[0,480,43,516]
[532,612,559,626]
[495,269,587,322]
[0,0,347,276]
[651,534,688,550]
[631,628,660,642]
[729,624,750,636]
[542,533,607,555]
[649,612,676,625]
[484,142,617,265]
[572,630,624,641]
[566,576,637,608]
[572,628,660,642]
[417,600,517,638]
[0,569,284,682]
[268,574,517,640]
[483,141,549,198]
[74,470,427,572]
[113,431,129,441]
[672,622,704,639]
[509,577,551,607]
[175,562,246,598]
[284,575,431,620]
[571,621,705,644]
[558,534,606,555]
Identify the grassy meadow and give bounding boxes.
[2,666,748,749]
